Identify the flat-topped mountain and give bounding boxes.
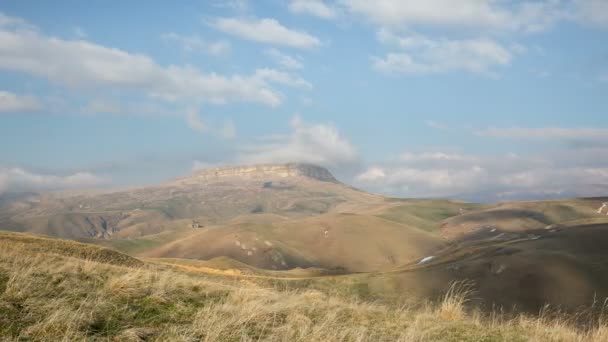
[171,163,338,184]
[0,163,381,240]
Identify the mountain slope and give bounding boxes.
[440,197,608,238]
[367,222,608,314]
[3,231,605,341]
[0,163,383,240]
[139,213,442,272]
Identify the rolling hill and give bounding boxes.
[440,197,608,238]
[0,163,483,272]
[3,162,608,318]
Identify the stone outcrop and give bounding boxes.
[190,163,338,182]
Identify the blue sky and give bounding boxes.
[0,0,607,201]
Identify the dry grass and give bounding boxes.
[1,233,608,341]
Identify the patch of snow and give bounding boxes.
[490,233,505,240]
[495,264,507,274]
[264,240,272,247]
[598,203,608,215]
[490,228,497,233]
[418,256,435,264]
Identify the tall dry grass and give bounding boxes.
[0,236,607,341]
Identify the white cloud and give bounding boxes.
[238,116,357,167]
[477,127,608,146]
[265,48,303,70]
[0,13,304,108]
[356,167,386,181]
[340,0,567,32]
[0,90,41,112]
[289,0,336,19]
[186,108,206,133]
[212,17,321,48]
[253,68,312,89]
[161,32,230,55]
[354,149,608,201]
[374,30,513,75]
[0,12,35,31]
[0,167,103,194]
[400,152,478,162]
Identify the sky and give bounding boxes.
[0,0,607,202]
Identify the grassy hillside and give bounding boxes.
[2,231,608,341]
[136,213,442,272]
[381,223,608,314]
[440,198,608,237]
[376,199,484,233]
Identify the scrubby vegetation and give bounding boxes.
[1,232,608,341]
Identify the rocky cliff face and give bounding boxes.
[189,163,338,183]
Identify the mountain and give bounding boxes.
[3,163,608,317]
[0,163,463,271]
[0,163,382,239]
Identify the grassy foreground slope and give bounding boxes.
[2,232,608,341]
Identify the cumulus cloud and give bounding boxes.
[340,0,567,32]
[373,30,513,75]
[265,48,303,70]
[354,149,608,201]
[400,152,478,162]
[355,167,386,181]
[0,90,41,112]
[212,17,321,48]
[0,167,104,194]
[0,13,306,108]
[238,116,358,167]
[288,0,336,19]
[161,32,230,55]
[253,68,312,89]
[477,127,608,146]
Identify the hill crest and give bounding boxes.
[175,163,338,184]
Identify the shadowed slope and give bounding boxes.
[379,223,608,314]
